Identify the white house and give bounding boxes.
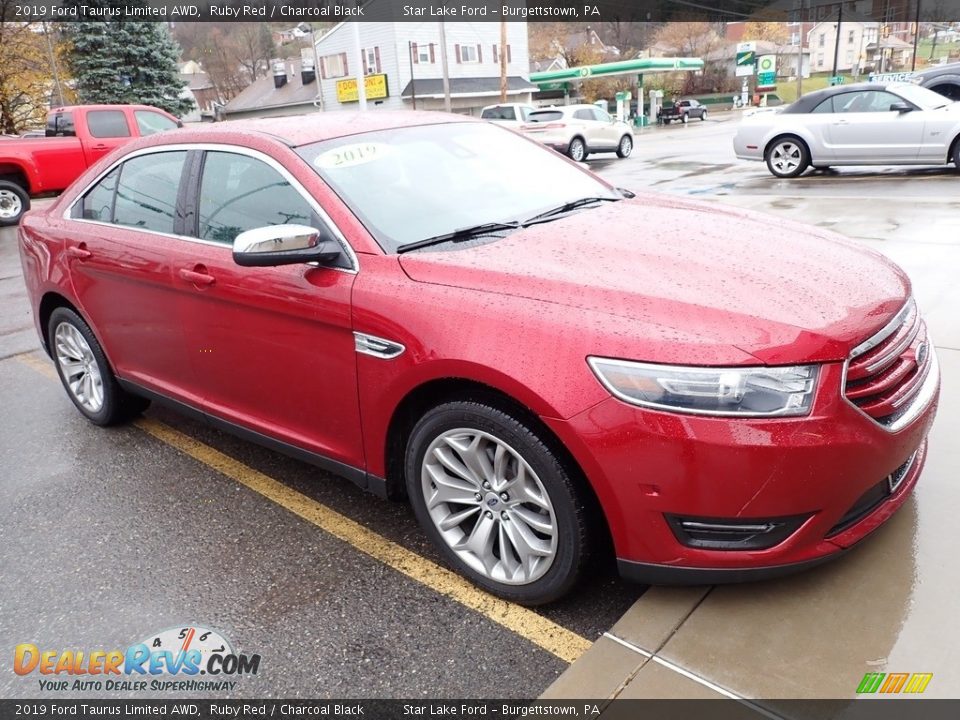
[807,20,879,74]
[225,20,536,119]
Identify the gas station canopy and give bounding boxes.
[530,57,705,88]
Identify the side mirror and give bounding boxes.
[232,224,341,267]
[890,102,914,113]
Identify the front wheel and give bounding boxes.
[765,137,810,178]
[0,180,29,227]
[681,113,689,124]
[700,110,708,121]
[567,137,587,162]
[616,134,633,158]
[405,402,590,605]
[48,307,149,426]
[952,139,960,170]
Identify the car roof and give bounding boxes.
[782,82,909,113]
[912,61,960,80]
[163,111,475,147]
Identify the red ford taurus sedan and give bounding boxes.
[18,112,939,604]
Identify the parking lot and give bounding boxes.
[2,115,958,701]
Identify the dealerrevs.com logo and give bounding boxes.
[14,625,261,693]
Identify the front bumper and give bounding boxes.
[545,361,939,582]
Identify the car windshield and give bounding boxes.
[892,83,953,109]
[296,122,616,253]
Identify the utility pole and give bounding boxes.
[831,4,843,78]
[408,41,417,110]
[796,27,803,98]
[499,21,508,103]
[911,0,922,71]
[351,16,367,110]
[439,21,452,112]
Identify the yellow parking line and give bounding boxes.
[15,352,592,664]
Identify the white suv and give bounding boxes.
[520,104,634,161]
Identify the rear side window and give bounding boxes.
[482,106,516,120]
[45,112,75,137]
[135,110,178,136]
[79,167,120,221]
[113,151,188,233]
[197,151,317,245]
[87,111,131,138]
[528,111,563,122]
[811,97,835,113]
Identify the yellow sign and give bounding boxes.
[336,74,388,103]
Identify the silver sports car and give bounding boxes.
[733,82,960,178]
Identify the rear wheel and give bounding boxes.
[47,307,149,426]
[0,180,29,227]
[567,137,587,162]
[405,401,590,605]
[765,136,809,178]
[616,134,633,158]
[952,138,960,170]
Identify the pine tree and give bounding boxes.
[63,6,192,117]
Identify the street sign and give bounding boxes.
[829,75,845,86]
[757,72,777,86]
[735,41,757,77]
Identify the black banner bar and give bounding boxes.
[6,0,960,23]
[3,700,960,720]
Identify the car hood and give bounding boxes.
[397,195,910,365]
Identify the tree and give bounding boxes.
[0,12,72,133]
[742,22,790,45]
[62,5,191,116]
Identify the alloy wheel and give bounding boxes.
[54,322,105,413]
[420,428,558,585]
[770,141,802,175]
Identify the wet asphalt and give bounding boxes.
[3,117,959,699]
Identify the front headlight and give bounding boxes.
[587,357,819,417]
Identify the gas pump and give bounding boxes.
[648,90,663,126]
[615,91,631,123]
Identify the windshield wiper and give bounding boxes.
[520,196,621,226]
[396,221,521,254]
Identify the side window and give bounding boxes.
[87,110,131,138]
[46,112,75,137]
[811,97,835,113]
[113,151,188,233]
[79,167,121,221]
[197,152,317,245]
[593,108,612,122]
[135,110,178,136]
[572,109,593,121]
[835,90,903,113]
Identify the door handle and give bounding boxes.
[66,245,92,260]
[833,120,850,125]
[91,144,108,150]
[179,267,216,286]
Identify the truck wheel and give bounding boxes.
[682,113,689,124]
[0,181,29,227]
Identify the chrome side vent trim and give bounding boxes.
[354,332,405,360]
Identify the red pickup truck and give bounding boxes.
[0,104,181,226]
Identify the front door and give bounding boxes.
[824,90,925,163]
[172,149,364,467]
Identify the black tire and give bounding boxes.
[405,401,590,605]
[47,307,149,426]
[700,109,708,121]
[567,137,587,162]
[681,113,689,124]
[663,118,671,125]
[765,136,810,178]
[616,134,633,159]
[0,180,29,227]
[952,138,960,170]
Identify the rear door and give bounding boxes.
[67,150,197,400]
[171,148,363,467]
[81,109,134,165]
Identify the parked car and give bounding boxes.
[19,112,938,604]
[480,103,535,129]
[911,61,960,102]
[659,98,709,124]
[521,104,634,161]
[0,104,181,226]
[734,82,960,177]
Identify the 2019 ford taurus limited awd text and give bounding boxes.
[18,112,939,604]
